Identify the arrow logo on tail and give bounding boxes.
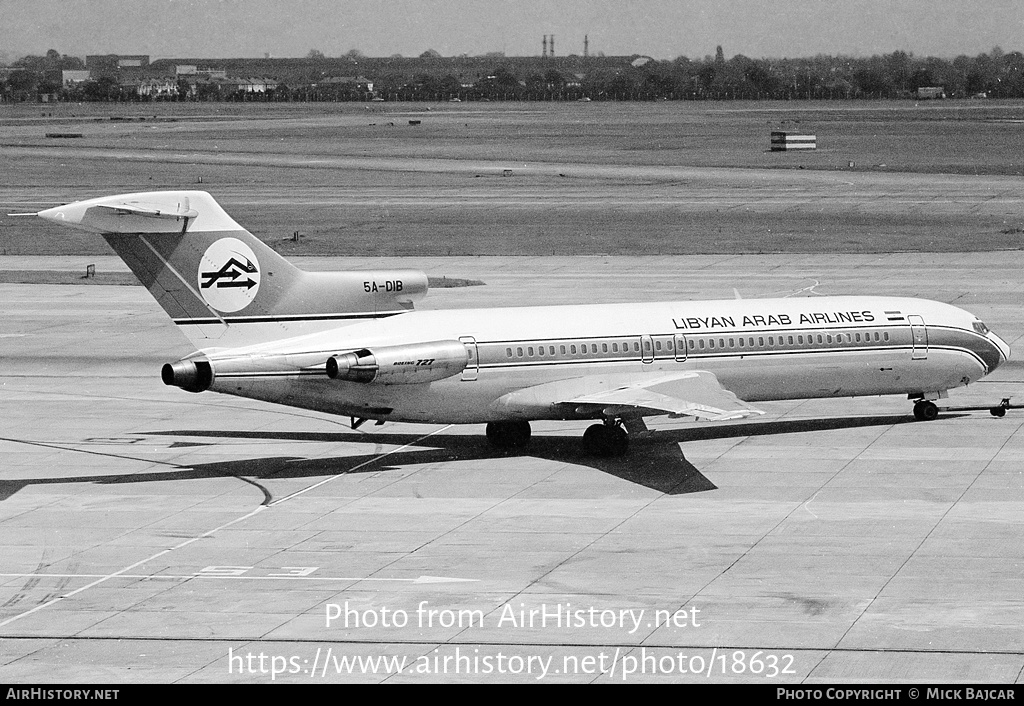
[201,256,258,289]
[197,239,262,313]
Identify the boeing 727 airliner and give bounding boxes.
[30,191,1011,456]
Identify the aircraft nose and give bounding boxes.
[990,331,1011,366]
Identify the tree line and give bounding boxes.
[3,47,1023,102]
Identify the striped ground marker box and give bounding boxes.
[771,131,817,151]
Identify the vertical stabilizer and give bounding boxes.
[37,191,429,349]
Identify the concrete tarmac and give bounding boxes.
[1,254,1024,683]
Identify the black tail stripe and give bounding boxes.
[173,312,406,325]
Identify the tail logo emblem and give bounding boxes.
[198,238,261,312]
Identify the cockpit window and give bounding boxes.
[973,320,990,335]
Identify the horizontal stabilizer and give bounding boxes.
[80,205,195,234]
[35,192,238,234]
[95,202,198,218]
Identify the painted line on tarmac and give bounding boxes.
[268,424,453,506]
[0,424,461,630]
[0,572,476,584]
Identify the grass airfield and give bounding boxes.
[1,99,1023,257]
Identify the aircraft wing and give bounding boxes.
[561,371,763,422]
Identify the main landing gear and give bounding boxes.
[583,421,629,457]
[913,400,939,422]
[484,419,632,457]
[485,420,532,449]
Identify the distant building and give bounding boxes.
[131,77,179,98]
[226,77,278,93]
[61,70,91,86]
[86,54,150,79]
[86,54,149,70]
[916,86,945,99]
[117,56,148,68]
[183,75,278,97]
[318,76,374,92]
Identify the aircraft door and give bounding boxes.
[674,334,688,362]
[641,335,654,364]
[459,336,479,380]
[908,315,928,360]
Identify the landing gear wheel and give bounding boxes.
[913,400,939,422]
[990,407,1007,418]
[485,420,532,449]
[583,423,629,457]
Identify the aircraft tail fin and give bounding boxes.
[37,191,428,349]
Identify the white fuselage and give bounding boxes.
[199,295,1009,424]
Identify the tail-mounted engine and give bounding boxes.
[161,359,213,393]
[327,340,468,385]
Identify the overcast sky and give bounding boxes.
[1,0,1021,62]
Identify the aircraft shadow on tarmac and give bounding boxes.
[0,414,926,502]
